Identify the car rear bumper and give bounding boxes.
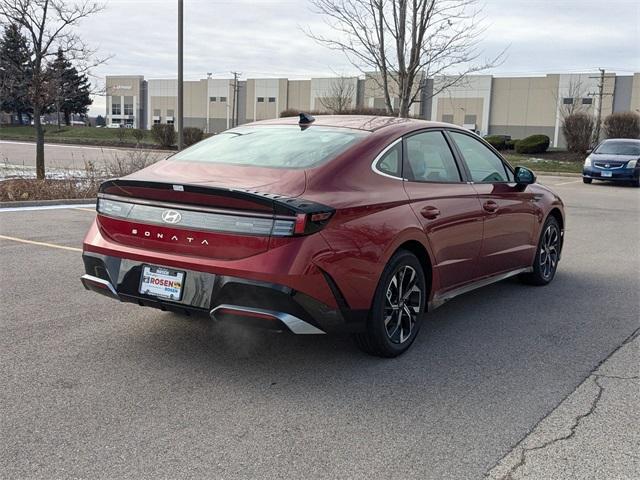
[583,167,639,181]
[81,251,367,334]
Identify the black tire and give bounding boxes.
[520,216,561,286]
[354,250,426,357]
[583,177,592,184]
[632,177,640,188]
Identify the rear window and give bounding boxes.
[171,125,367,168]
[594,141,640,156]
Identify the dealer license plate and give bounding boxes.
[601,171,612,178]
[139,265,185,300]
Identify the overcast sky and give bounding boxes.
[78,0,640,115]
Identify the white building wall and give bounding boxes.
[430,75,493,136]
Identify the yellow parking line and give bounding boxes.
[0,234,82,252]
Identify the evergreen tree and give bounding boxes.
[48,48,92,126]
[95,114,106,127]
[0,24,32,124]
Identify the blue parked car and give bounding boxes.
[583,139,640,187]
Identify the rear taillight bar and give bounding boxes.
[96,194,333,237]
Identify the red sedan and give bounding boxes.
[82,115,565,357]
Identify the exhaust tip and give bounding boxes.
[81,274,119,300]
[210,304,325,334]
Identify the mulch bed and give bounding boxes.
[0,178,99,202]
[520,150,585,162]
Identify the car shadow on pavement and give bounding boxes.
[114,268,637,406]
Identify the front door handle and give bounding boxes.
[420,206,441,219]
[483,200,499,213]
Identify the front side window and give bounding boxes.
[171,125,368,169]
[449,131,513,183]
[404,131,461,183]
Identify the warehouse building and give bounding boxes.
[105,72,640,147]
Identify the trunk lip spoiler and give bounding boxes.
[99,179,333,216]
[97,193,296,221]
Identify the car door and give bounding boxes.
[402,130,484,291]
[447,130,538,276]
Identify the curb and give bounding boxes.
[0,138,173,153]
[0,198,96,208]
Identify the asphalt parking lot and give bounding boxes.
[1,176,638,479]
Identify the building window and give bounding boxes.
[268,97,276,103]
[563,98,574,105]
[442,114,454,124]
[210,97,217,102]
[167,109,174,117]
[153,119,161,125]
[464,114,477,125]
[582,98,593,105]
[112,103,121,115]
[219,96,227,102]
[257,97,265,102]
[153,109,161,117]
[111,118,121,125]
[124,103,133,115]
[167,119,174,125]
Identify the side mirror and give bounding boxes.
[514,166,536,185]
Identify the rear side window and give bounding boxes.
[375,141,402,177]
[171,125,367,169]
[404,131,461,182]
[449,131,514,183]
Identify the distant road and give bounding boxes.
[0,140,171,171]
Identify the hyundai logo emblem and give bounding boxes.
[161,210,182,224]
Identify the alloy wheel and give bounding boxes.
[383,265,422,344]
[539,224,559,280]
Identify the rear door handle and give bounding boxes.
[483,200,499,213]
[420,206,441,219]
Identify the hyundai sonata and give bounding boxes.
[82,115,565,357]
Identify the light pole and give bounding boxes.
[177,0,184,149]
[206,73,212,133]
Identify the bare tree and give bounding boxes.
[0,0,106,179]
[307,0,502,118]
[557,78,590,119]
[318,76,356,113]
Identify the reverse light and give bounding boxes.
[627,159,638,169]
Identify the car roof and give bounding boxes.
[247,115,453,133]
[601,138,640,143]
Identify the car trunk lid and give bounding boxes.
[95,161,309,260]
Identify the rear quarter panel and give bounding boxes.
[303,133,435,311]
